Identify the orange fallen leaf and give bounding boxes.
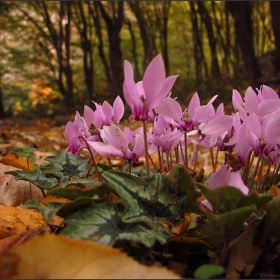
[172,214,190,236]
[270,185,280,196]
[0,205,46,240]
[0,154,34,171]
[12,234,181,279]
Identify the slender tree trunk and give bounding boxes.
[95,2,124,100]
[154,2,170,75]
[197,1,220,80]
[124,18,141,81]
[226,1,260,86]
[270,1,280,73]
[189,2,207,84]
[129,2,156,70]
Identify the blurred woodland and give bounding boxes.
[1,1,280,119]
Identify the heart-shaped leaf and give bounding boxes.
[206,204,257,243]
[63,201,172,247]
[102,170,187,227]
[197,184,272,213]
[24,197,94,220]
[44,150,89,181]
[6,169,58,189]
[165,165,203,213]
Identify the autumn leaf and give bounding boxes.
[12,234,181,279]
[0,163,43,206]
[0,205,46,240]
[0,154,34,171]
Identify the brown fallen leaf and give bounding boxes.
[0,225,50,254]
[0,163,43,206]
[12,234,182,279]
[0,205,46,240]
[226,226,263,279]
[172,214,190,236]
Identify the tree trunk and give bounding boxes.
[124,18,141,81]
[226,1,260,86]
[129,2,157,71]
[95,2,124,100]
[270,1,280,73]
[197,1,220,80]
[189,2,207,84]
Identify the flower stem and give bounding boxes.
[142,120,150,178]
[158,147,163,173]
[210,147,215,173]
[78,136,101,181]
[184,132,188,169]
[249,156,262,190]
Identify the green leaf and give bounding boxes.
[165,165,203,213]
[22,147,38,153]
[62,201,172,247]
[18,152,31,158]
[5,169,58,189]
[197,184,272,213]
[24,197,94,220]
[44,150,89,182]
[207,250,216,258]
[24,200,58,220]
[264,196,280,238]
[47,182,118,201]
[61,178,102,188]
[194,264,224,279]
[206,204,257,243]
[102,170,187,227]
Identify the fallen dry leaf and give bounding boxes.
[0,163,43,206]
[0,205,46,240]
[226,227,263,278]
[172,214,190,236]
[0,225,50,254]
[270,185,280,196]
[12,234,181,279]
[0,154,34,171]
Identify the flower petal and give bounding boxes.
[143,54,165,102]
[113,96,124,124]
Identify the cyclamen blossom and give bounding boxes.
[84,96,124,129]
[123,54,178,121]
[88,124,145,163]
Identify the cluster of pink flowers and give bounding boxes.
[64,54,280,199]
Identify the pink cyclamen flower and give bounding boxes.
[123,54,178,121]
[201,165,249,211]
[84,96,124,129]
[88,124,145,163]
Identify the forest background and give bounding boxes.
[1,1,280,119]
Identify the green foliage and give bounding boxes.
[264,196,280,238]
[18,147,38,160]
[206,205,257,244]
[102,168,188,227]
[63,202,172,247]
[60,178,102,188]
[47,182,117,200]
[24,197,94,220]
[44,151,89,181]
[6,169,59,189]
[194,264,224,279]
[197,184,273,213]
[165,165,203,213]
